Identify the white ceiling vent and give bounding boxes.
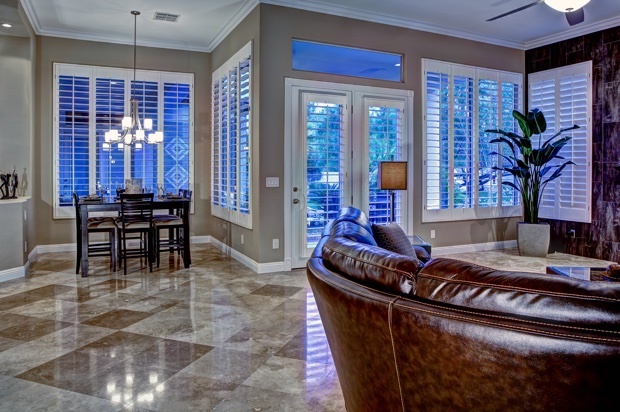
[153,12,180,23]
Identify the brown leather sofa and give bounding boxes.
[307,207,620,412]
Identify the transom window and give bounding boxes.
[292,39,402,82]
[422,59,523,222]
[53,63,194,219]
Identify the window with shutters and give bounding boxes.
[529,61,592,223]
[211,42,252,229]
[422,59,522,222]
[53,63,194,219]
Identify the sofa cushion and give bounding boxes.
[417,258,620,330]
[331,220,377,246]
[322,236,418,296]
[372,223,420,265]
[412,245,431,263]
[331,207,374,238]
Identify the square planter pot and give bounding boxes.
[517,222,550,257]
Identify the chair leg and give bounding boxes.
[110,229,117,272]
[76,234,82,275]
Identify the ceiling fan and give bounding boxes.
[487,0,590,26]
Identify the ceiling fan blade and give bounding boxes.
[565,8,584,25]
[487,0,544,22]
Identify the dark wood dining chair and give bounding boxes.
[117,193,154,275]
[153,189,191,267]
[72,192,117,274]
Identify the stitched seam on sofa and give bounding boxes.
[323,244,416,281]
[388,298,406,412]
[418,273,620,303]
[392,301,620,344]
[310,264,406,303]
[392,299,620,337]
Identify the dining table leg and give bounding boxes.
[183,201,191,267]
[80,205,90,277]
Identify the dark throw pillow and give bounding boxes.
[371,223,420,266]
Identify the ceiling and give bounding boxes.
[5,0,620,51]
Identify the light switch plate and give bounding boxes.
[266,177,279,187]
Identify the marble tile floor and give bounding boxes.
[0,244,615,411]
[0,244,343,411]
[438,248,615,273]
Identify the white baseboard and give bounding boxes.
[433,240,517,256]
[208,236,286,274]
[37,243,76,254]
[0,266,25,283]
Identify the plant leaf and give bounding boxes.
[527,108,547,134]
[512,110,531,138]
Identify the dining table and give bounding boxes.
[78,197,191,277]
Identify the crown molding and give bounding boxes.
[19,0,259,52]
[523,14,620,49]
[17,0,620,53]
[262,0,525,49]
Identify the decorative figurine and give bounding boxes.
[0,168,18,199]
[0,173,8,199]
[9,169,18,198]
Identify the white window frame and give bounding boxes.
[211,41,253,229]
[422,59,523,222]
[529,61,592,223]
[53,63,194,219]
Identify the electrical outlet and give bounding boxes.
[241,234,245,245]
[272,238,279,249]
[567,229,576,238]
[430,230,436,239]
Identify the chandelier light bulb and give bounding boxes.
[143,118,153,130]
[545,0,590,12]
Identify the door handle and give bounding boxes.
[293,199,300,204]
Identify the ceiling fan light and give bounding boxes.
[545,0,590,13]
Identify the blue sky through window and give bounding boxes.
[292,40,402,82]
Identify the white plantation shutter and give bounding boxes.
[211,42,252,228]
[53,63,194,218]
[529,61,592,223]
[425,70,450,212]
[422,59,522,222]
[95,77,125,197]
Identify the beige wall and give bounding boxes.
[0,34,31,195]
[34,36,210,246]
[253,4,524,261]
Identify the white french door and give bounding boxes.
[285,79,413,269]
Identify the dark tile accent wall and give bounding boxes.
[526,26,620,262]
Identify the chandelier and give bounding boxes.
[104,10,163,149]
[545,0,590,12]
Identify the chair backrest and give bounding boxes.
[120,193,154,226]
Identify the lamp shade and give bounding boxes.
[378,161,408,190]
[545,0,590,12]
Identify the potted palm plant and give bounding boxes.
[485,109,579,257]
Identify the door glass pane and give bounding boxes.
[368,104,403,225]
[306,101,345,248]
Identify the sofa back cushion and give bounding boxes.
[417,258,620,330]
[322,237,418,296]
[330,220,377,246]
